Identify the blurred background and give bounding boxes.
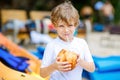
[0,0,120,80]
[0,0,120,55]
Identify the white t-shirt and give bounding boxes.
[41,37,93,80]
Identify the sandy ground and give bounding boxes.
[87,32,120,57]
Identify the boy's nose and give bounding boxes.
[65,27,69,32]
[65,28,69,32]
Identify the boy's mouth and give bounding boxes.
[64,33,70,36]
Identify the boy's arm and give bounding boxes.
[79,39,95,72]
[78,59,95,72]
[40,62,57,78]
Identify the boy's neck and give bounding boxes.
[58,36,74,42]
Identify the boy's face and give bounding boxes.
[55,21,76,42]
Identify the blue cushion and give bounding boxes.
[30,46,45,60]
[37,46,45,56]
[93,56,120,72]
[82,70,90,79]
[90,70,120,80]
[30,51,43,60]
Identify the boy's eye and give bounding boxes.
[58,25,64,27]
[69,25,73,27]
[58,24,74,28]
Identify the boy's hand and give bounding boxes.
[55,57,72,72]
[76,54,82,65]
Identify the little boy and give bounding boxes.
[40,1,95,80]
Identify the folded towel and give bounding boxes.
[0,45,29,72]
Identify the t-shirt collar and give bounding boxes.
[57,37,74,45]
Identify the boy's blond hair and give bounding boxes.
[51,1,79,27]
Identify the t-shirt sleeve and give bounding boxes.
[41,43,54,68]
[82,39,93,62]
